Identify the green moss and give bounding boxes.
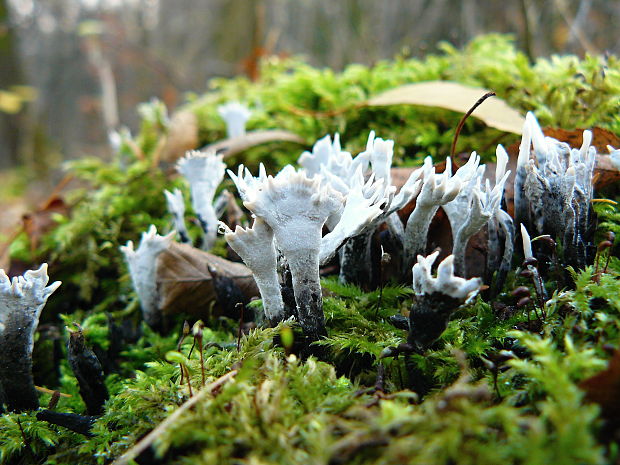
[3,34,620,464]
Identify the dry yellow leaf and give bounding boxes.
[366,81,524,134]
[0,90,23,114]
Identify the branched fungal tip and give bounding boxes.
[412,252,482,300]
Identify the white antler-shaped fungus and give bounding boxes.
[120,225,174,329]
[403,157,462,270]
[177,150,226,250]
[164,188,190,244]
[408,252,481,350]
[519,223,547,300]
[219,218,284,325]
[319,172,386,265]
[443,152,510,276]
[520,223,534,260]
[229,167,343,340]
[412,252,482,300]
[608,145,620,170]
[299,133,359,181]
[485,145,515,294]
[217,102,252,138]
[0,264,60,411]
[367,131,394,185]
[516,112,596,268]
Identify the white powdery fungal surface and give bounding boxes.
[0,264,61,348]
[0,264,61,410]
[607,145,620,170]
[442,151,510,276]
[228,165,344,338]
[520,223,534,260]
[403,156,462,267]
[299,133,357,181]
[319,172,386,264]
[412,252,482,300]
[230,166,344,254]
[120,225,174,328]
[219,218,284,322]
[177,150,226,249]
[516,111,596,267]
[217,102,252,139]
[366,130,394,185]
[164,188,190,243]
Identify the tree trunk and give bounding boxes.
[0,0,22,168]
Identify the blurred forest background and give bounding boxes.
[1,0,619,175]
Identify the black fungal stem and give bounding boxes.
[67,326,109,416]
[36,410,96,436]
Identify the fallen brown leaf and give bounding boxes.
[22,196,70,252]
[580,350,620,424]
[157,242,259,319]
[544,127,620,152]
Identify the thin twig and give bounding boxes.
[450,92,496,162]
[519,0,534,63]
[111,370,237,465]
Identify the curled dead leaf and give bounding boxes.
[22,196,70,252]
[203,130,306,157]
[580,350,620,426]
[156,242,259,320]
